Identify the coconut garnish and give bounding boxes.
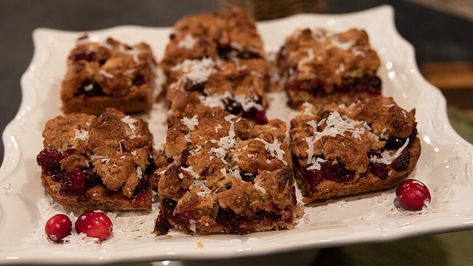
[370,138,410,165]
[74,128,89,141]
[171,58,215,84]
[181,166,200,179]
[178,35,196,50]
[181,115,199,131]
[255,138,287,166]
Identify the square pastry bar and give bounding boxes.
[61,36,156,115]
[290,97,421,203]
[165,57,268,124]
[36,108,156,211]
[161,8,268,83]
[277,28,382,107]
[154,109,299,235]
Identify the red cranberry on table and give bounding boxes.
[75,211,113,241]
[45,214,72,243]
[395,179,431,211]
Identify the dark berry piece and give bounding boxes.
[76,79,104,97]
[154,215,171,235]
[238,50,261,59]
[184,80,206,94]
[36,147,63,173]
[45,214,72,243]
[132,74,146,86]
[241,172,256,182]
[392,149,410,171]
[180,149,190,167]
[223,98,243,115]
[60,170,85,195]
[75,211,113,241]
[370,163,390,179]
[385,137,406,149]
[396,179,431,211]
[162,198,177,216]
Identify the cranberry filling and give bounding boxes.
[217,45,262,61]
[155,198,191,235]
[60,170,86,195]
[37,146,63,175]
[301,159,355,190]
[216,208,283,234]
[369,163,390,180]
[132,74,146,86]
[222,97,268,124]
[144,156,157,176]
[76,79,104,97]
[240,172,256,182]
[133,177,150,196]
[392,148,410,171]
[184,80,206,95]
[180,149,190,167]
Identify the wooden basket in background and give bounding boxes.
[217,0,326,20]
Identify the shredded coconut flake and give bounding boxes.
[136,167,143,179]
[74,129,89,141]
[255,138,287,166]
[99,69,114,78]
[309,111,368,142]
[171,58,215,84]
[178,35,196,49]
[193,180,212,197]
[121,116,138,138]
[370,138,410,165]
[331,38,355,51]
[181,115,199,131]
[181,166,200,179]
[307,157,327,171]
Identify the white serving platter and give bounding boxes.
[1,5,473,265]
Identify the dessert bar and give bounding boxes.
[61,36,156,115]
[290,97,421,202]
[37,108,156,211]
[154,109,298,235]
[278,28,381,107]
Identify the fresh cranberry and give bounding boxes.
[60,170,85,195]
[396,179,431,211]
[45,214,72,243]
[75,211,113,241]
[36,147,63,173]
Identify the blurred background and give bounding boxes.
[0,0,472,265]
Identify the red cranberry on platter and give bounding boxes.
[395,179,431,211]
[45,214,72,243]
[75,211,113,241]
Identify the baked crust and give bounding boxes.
[37,109,155,211]
[154,109,298,235]
[61,36,156,115]
[277,28,381,107]
[290,97,421,203]
[161,9,270,124]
